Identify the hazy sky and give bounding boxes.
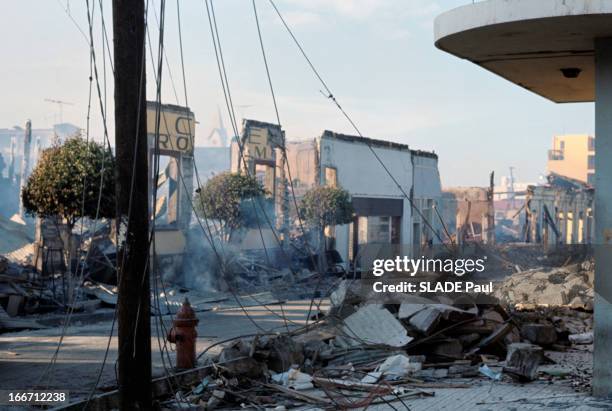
[0,0,595,186]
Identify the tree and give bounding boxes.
[22,137,116,224]
[299,186,354,267]
[194,172,266,242]
[22,137,115,277]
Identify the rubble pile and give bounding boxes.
[155,280,594,409]
[494,261,594,309]
[0,253,54,330]
[510,305,594,391]
[0,223,120,332]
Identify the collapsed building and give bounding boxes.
[147,102,196,284]
[443,172,594,246]
[441,184,495,245]
[231,123,444,265]
[523,173,594,245]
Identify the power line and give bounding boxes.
[83,0,153,404]
[267,0,449,249]
[202,0,322,285]
[55,0,89,45]
[251,0,330,325]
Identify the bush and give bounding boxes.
[299,186,354,230]
[194,172,266,241]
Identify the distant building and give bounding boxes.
[524,173,594,245]
[441,186,495,244]
[547,134,595,185]
[0,122,80,219]
[231,121,444,264]
[0,123,80,179]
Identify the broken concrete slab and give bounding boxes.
[504,343,543,381]
[342,305,413,347]
[399,303,476,336]
[569,332,593,345]
[494,264,594,309]
[407,307,442,335]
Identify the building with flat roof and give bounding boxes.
[231,123,444,264]
[547,134,595,185]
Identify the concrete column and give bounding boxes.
[561,202,568,244]
[572,201,579,244]
[593,37,612,398]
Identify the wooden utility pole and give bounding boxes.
[113,0,152,409]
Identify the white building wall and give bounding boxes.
[412,154,442,200]
[411,153,443,245]
[318,134,413,260]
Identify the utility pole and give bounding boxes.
[113,0,151,409]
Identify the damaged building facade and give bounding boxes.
[231,124,444,264]
[230,120,287,252]
[524,173,594,245]
[147,102,196,283]
[441,185,495,244]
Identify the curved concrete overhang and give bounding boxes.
[434,0,612,103]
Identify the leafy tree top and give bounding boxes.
[22,137,116,225]
[195,171,266,232]
[299,186,354,228]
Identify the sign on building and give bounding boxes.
[146,102,195,154]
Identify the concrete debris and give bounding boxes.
[206,389,225,410]
[504,343,543,381]
[271,367,314,390]
[118,271,596,410]
[361,354,421,383]
[342,304,413,347]
[0,217,599,409]
[494,263,593,309]
[569,332,593,345]
[520,323,557,346]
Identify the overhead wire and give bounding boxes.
[267,0,450,252]
[55,0,89,45]
[144,0,282,336]
[200,0,316,331]
[83,0,155,405]
[39,0,112,388]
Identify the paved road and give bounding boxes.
[0,300,318,403]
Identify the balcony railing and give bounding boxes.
[548,149,564,161]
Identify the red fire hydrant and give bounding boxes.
[167,298,199,369]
